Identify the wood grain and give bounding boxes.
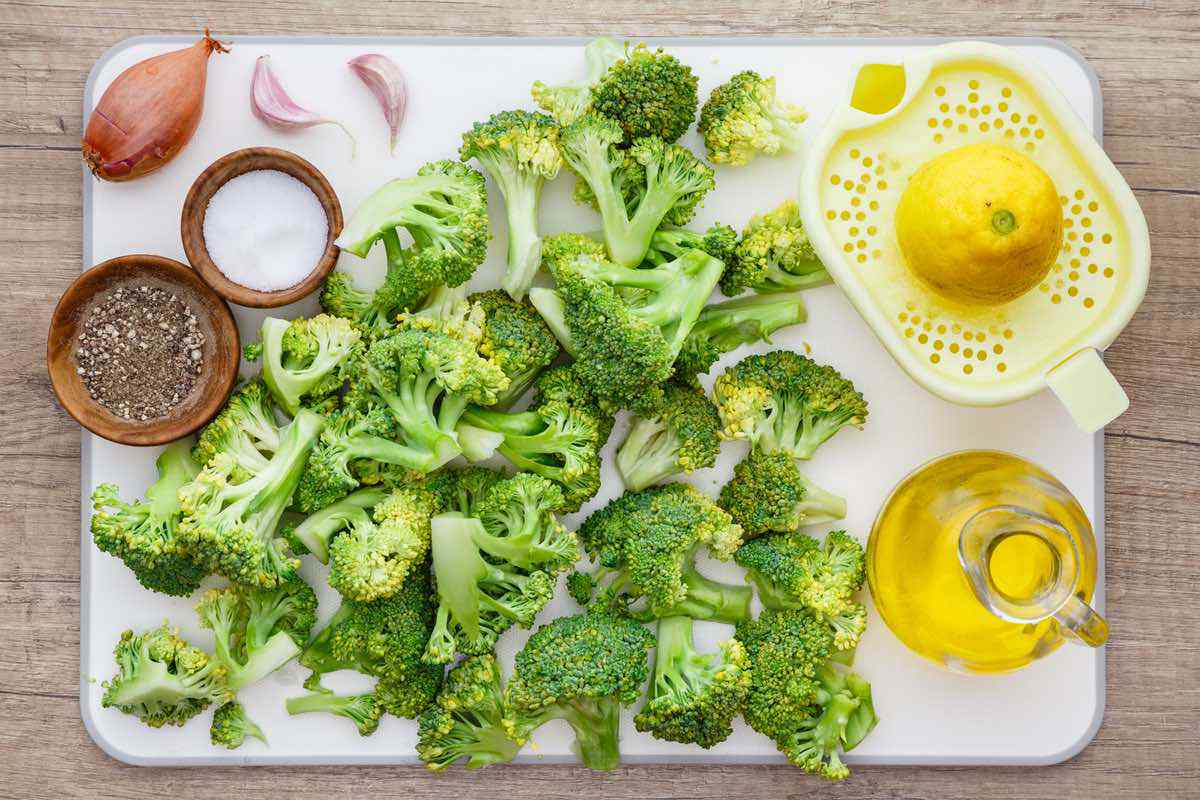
[1,1,1198,797]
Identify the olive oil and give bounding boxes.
[867,450,1099,673]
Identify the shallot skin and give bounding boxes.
[83,32,228,181]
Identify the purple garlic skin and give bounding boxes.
[348,53,408,153]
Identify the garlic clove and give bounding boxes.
[348,54,408,154]
[250,55,355,155]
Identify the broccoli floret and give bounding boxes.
[286,691,383,736]
[734,606,832,741]
[416,654,523,770]
[633,615,750,747]
[504,611,655,771]
[192,379,281,476]
[90,440,207,597]
[616,382,721,492]
[293,406,410,511]
[470,290,561,407]
[720,201,831,296]
[195,577,317,692]
[574,484,749,623]
[719,450,846,537]
[243,342,263,362]
[425,513,557,664]
[460,111,563,300]
[299,558,443,716]
[532,37,626,124]
[673,291,809,385]
[590,43,698,146]
[735,530,867,650]
[210,701,267,749]
[259,314,361,415]
[777,664,878,781]
[178,410,323,589]
[713,350,867,459]
[331,160,491,327]
[560,114,714,268]
[699,71,807,166]
[286,487,387,562]
[425,465,508,516]
[644,223,738,266]
[101,625,232,728]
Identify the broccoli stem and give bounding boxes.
[291,488,388,563]
[455,423,506,463]
[430,514,491,647]
[228,631,302,691]
[527,288,577,356]
[371,367,461,468]
[690,290,809,351]
[669,564,753,623]
[496,174,545,301]
[652,615,705,695]
[615,415,676,492]
[548,697,624,772]
[794,474,848,524]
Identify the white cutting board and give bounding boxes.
[80,36,1105,767]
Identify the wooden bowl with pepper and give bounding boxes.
[47,254,240,446]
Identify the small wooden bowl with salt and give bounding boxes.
[182,147,343,308]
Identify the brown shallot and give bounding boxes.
[250,56,355,155]
[82,30,229,182]
[348,54,408,153]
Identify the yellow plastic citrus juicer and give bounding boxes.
[799,42,1150,432]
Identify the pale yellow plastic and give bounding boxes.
[799,42,1150,430]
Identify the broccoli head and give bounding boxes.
[460,111,563,300]
[504,611,655,771]
[101,625,232,728]
[720,200,830,296]
[531,37,626,124]
[713,350,867,459]
[719,450,846,537]
[425,465,508,517]
[192,379,281,477]
[699,70,807,166]
[590,43,699,146]
[779,665,878,780]
[178,410,323,588]
[616,382,721,492]
[210,701,267,749]
[417,654,523,771]
[470,289,561,407]
[673,291,809,385]
[285,486,388,562]
[90,439,207,597]
[633,615,751,748]
[559,114,714,268]
[259,314,361,415]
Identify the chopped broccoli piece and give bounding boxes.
[720,201,830,296]
[504,611,655,771]
[699,71,807,166]
[242,342,263,362]
[777,664,877,780]
[616,382,721,492]
[192,379,281,477]
[644,223,738,267]
[286,691,383,736]
[560,114,714,268]
[90,439,207,597]
[417,654,523,770]
[460,111,563,299]
[210,701,267,749]
[590,43,698,146]
[470,289,561,407]
[285,486,388,562]
[259,314,360,415]
[719,450,846,537]
[101,625,232,728]
[633,615,751,747]
[178,410,323,589]
[674,291,809,385]
[425,465,508,516]
[532,37,626,124]
[713,350,867,459]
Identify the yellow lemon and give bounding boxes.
[895,143,1063,305]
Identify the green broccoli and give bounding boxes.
[460,111,563,300]
[425,465,508,517]
[470,289,561,407]
[327,485,439,602]
[775,666,877,780]
[299,558,443,718]
[101,625,232,728]
[195,577,317,692]
[699,71,807,166]
[503,611,655,771]
[416,654,523,770]
[643,223,738,266]
[573,484,750,623]
[90,439,207,597]
[734,606,832,741]
[590,43,699,145]
[616,382,721,492]
[531,37,626,124]
[210,701,267,749]
[673,291,810,385]
[719,450,846,537]
[329,160,491,332]
[559,114,714,268]
[285,487,388,562]
[192,379,281,477]
[735,530,867,650]
[285,691,384,736]
[720,201,831,296]
[713,350,867,459]
[633,615,751,748]
[259,314,361,415]
[178,410,324,588]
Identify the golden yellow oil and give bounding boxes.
[867,451,1097,673]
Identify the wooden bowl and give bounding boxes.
[181,147,343,308]
[47,254,240,446]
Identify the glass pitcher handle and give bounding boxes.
[1054,595,1109,648]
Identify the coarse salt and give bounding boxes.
[203,169,329,292]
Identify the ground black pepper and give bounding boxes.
[76,284,206,421]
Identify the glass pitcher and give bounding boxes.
[867,450,1107,673]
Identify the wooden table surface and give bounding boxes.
[2,1,1197,797]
